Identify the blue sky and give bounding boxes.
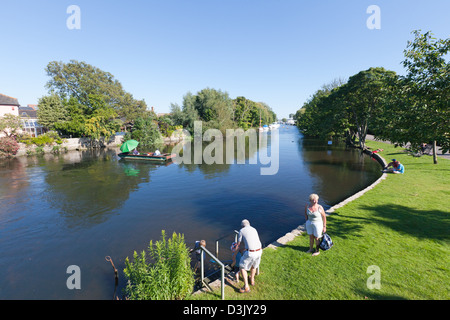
[1,0,449,118]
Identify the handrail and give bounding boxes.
[199,245,225,300]
[215,230,239,259]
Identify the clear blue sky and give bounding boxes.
[1,0,449,118]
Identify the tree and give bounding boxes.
[194,88,234,133]
[233,96,258,129]
[170,88,276,133]
[295,78,347,139]
[378,31,449,163]
[84,105,119,140]
[120,93,150,122]
[339,67,397,149]
[170,92,200,134]
[0,113,23,137]
[45,60,147,122]
[37,94,69,130]
[126,115,163,149]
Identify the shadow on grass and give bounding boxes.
[281,243,311,253]
[355,288,408,300]
[331,204,449,242]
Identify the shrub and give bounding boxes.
[31,135,54,146]
[0,136,20,158]
[123,230,195,300]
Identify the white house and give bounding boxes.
[0,93,20,117]
[0,93,21,137]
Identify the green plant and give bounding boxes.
[31,135,54,146]
[35,146,45,155]
[123,230,195,300]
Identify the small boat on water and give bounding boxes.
[269,123,280,130]
[118,152,176,162]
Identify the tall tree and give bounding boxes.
[399,31,448,163]
[340,67,397,149]
[45,60,147,122]
[37,94,69,130]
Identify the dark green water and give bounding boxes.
[0,127,381,299]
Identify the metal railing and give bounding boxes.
[199,245,225,300]
[215,230,239,260]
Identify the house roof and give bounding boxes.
[0,94,20,106]
[19,106,37,118]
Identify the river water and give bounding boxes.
[0,126,381,299]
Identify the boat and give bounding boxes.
[118,152,176,162]
[269,123,280,130]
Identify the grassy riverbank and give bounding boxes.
[190,140,450,300]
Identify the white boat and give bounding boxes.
[269,123,280,130]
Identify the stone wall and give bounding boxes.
[15,135,124,157]
[15,133,186,157]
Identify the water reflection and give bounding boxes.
[298,138,381,205]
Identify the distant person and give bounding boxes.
[237,219,262,293]
[371,148,383,155]
[421,143,427,153]
[154,149,161,156]
[304,194,327,256]
[383,159,405,174]
[132,149,139,155]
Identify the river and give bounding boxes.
[0,126,381,299]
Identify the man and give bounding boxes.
[236,219,262,293]
[383,159,405,174]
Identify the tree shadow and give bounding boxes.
[325,212,371,239]
[324,203,449,243]
[357,204,449,241]
[355,288,408,300]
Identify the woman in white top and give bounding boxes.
[304,194,327,256]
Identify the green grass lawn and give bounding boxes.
[190,141,450,300]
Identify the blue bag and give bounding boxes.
[319,233,333,251]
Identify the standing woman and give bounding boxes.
[304,194,327,256]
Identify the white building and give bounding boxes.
[0,93,20,137]
[0,93,20,117]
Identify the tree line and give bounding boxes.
[36,60,276,148]
[294,30,449,164]
[170,88,276,134]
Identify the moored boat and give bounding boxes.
[118,152,176,162]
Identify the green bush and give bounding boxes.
[31,135,54,146]
[0,137,20,158]
[123,230,195,300]
[127,116,164,149]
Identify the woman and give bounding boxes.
[304,194,327,256]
